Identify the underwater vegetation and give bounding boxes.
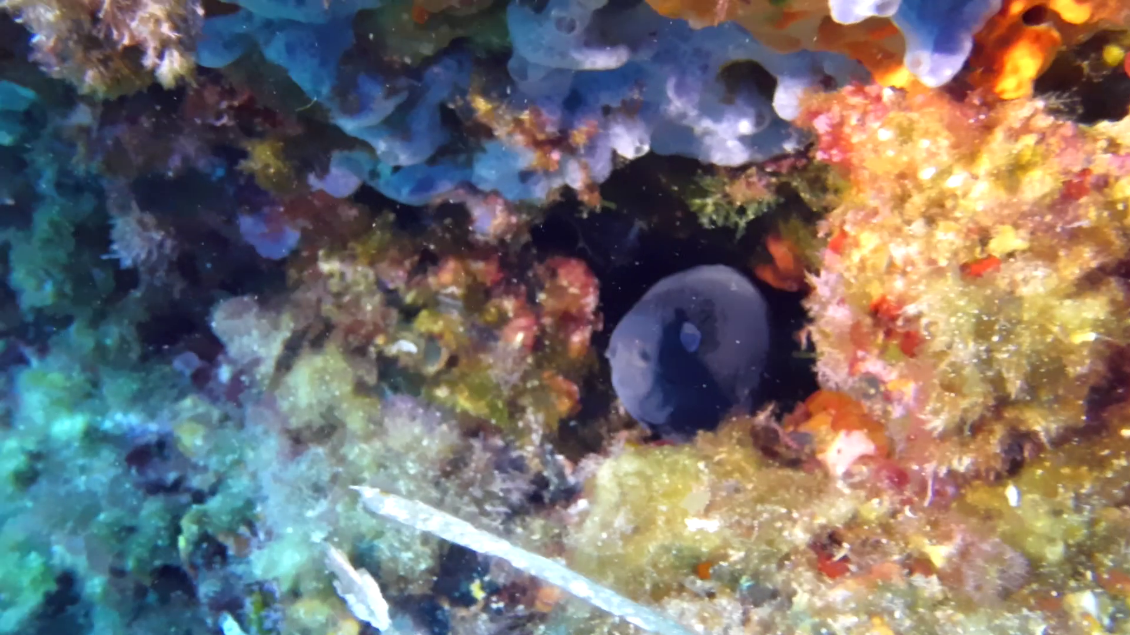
[0,0,1128,633]
[800,84,1130,476]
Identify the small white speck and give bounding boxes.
[568,581,591,597]
[220,613,248,635]
[389,340,419,355]
[685,517,720,532]
[1005,483,1021,507]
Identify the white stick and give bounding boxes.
[325,544,392,631]
[353,487,696,635]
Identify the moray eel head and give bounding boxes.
[607,265,770,436]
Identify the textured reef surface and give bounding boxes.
[1,0,1130,633]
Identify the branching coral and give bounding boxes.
[1,0,202,95]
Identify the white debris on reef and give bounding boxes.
[325,545,392,632]
[355,487,697,635]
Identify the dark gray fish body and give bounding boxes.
[607,265,770,436]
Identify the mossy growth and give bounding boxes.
[427,361,512,429]
[684,171,779,234]
[282,593,367,635]
[677,154,839,236]
[956,433,1130,568]
[5,194,114,317]
[799,86,1130,453]
[354,0,510,67]
[240,138,301,196]
[0,531,56,634]
[2,0,201,96]
[273,345,381,437]
[567,418,861,602]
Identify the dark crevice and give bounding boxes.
[533,154,819,449]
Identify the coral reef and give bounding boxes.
[799,84,1130,476]
[647,0,1130,99]
[192,0,862,207]
[0,0,201,95]
[0,0,1130,633]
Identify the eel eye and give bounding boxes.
[680,321,701,353]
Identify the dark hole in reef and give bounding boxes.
[36,571,84,626]
[269,323,314,384]
[998,430,1039,478]
[1034,31,1130,124]
[515,0,550,14]
[1085,342,1130,434]
[6,314,72,360]
[353,183,433,235]
[0,152,35,231]
[0,15,28,63]
[718,60,779,100]
[205,579,247,615]
[398,595,452,635]
[132,168,290,290]
[562,89,584,112]
[149,564,197,604]
[137,309,207,357]
[202,0,243,16]
[1021,4,1050,25]
[599,0,646,13]
[132,169,233,217]
[530,153,819,453]
[376,352,429,396]
[9,449,41,489]
[433,544,491,608]
[124,437,169,470]
[110,266,141,300]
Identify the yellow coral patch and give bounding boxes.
[988,225,1030,257]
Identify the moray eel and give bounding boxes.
[607,264,770,436]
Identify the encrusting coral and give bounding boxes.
[798,84,1130,475]
[277,212,601,441]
